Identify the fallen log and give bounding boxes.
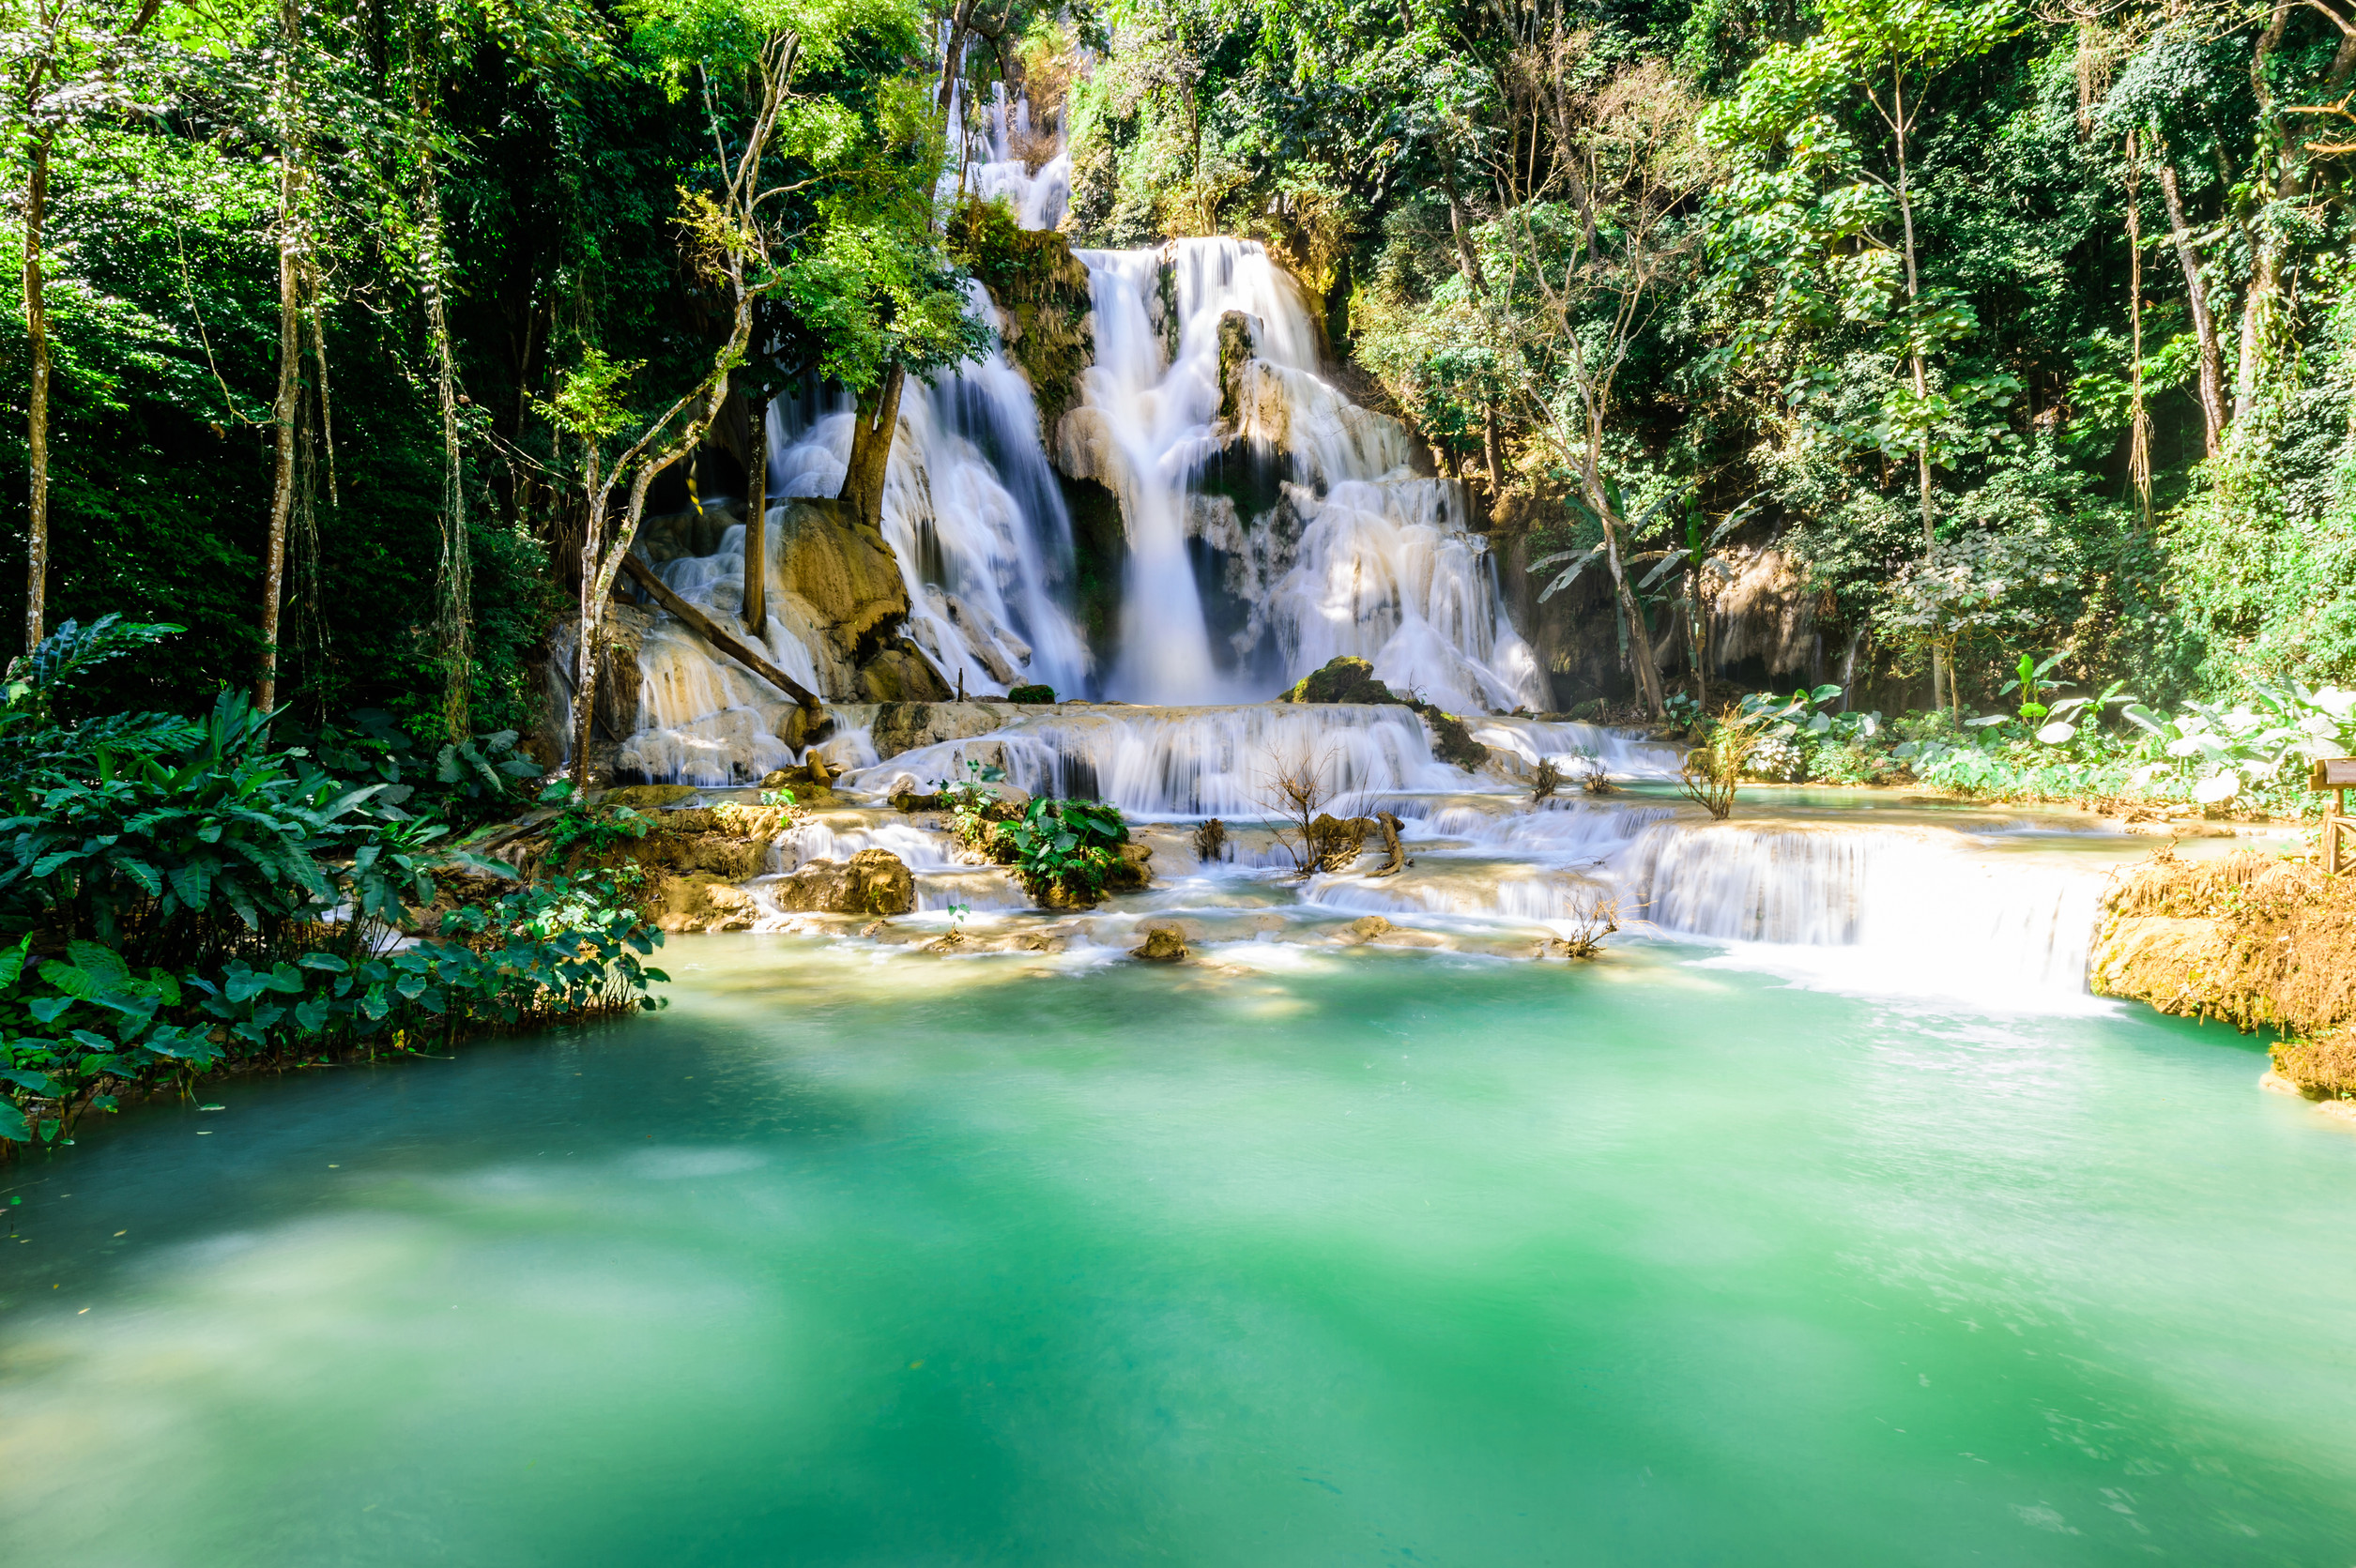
[619,551,822,710]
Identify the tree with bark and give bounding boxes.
[4,0,167,656]
[543,29,804,789]
[1486,42,1716,716]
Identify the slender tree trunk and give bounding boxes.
[1688,570,1706,705]
[258,0,302,709]
[743,381,767,633]
[937,0,977,114]
[570,456,607,789]
[2126,131,2152,529]
[411,47,471,739]
[1597,512,1662,714]
[2155,157,2226,457]
[1889,88,1947,713]
[23,127,52,654]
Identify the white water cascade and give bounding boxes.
[587,66,2139,1012]
[1059,241,1547,713]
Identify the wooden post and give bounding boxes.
[2309,758,2356,874]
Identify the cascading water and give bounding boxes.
[1058,240,1546,713]
[588,63,2125,1008]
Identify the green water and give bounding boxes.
[5,938,2355,1565]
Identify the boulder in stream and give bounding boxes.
[769,848,916,918]
[1130,922,1189,962]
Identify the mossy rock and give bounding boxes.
[1277,655,1402,706]
[1411,702,1490,771]
[1007,682,1056,704]
[604,784,699,810]
[946,196,1094,436]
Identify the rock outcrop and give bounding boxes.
[2091,847,2356,1104]
[871,700,1021,760]
[947,196,1095,439]
[1130,922,1189,962]
[768,848,916,918]
[1278,655,1489,771]
[1278,654,1401,706]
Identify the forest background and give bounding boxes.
[5,0,2349,736]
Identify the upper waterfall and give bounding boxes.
[604,76,1549,785]
[1060,239,1546,714]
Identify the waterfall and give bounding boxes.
[856,701,1468,817]
[763,296,1091,700]
[1060,238,1547,714]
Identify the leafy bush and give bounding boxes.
[538,780,655,864]
[0,873,665,1148]
[997,799,1130,899]
[0,619,669,1154]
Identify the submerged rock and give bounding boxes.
[1130,923,1189,962]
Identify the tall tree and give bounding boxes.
[1700,0,2018,713]
[257,0,304,710]
[6,0,166,655]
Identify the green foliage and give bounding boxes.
[996,798,1130,900]
[538,780,655,864]
[0,620,668,1153]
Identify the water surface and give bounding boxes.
[4,937,2352,1565]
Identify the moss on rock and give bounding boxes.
[947,196,1094,438]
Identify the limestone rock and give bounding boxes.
[1216,310,1254,425]
[2088,914,2233,1018]
[1412,702,1491,772]
[871,700,1018,760]
[544,601,657,745]
[779,704,836,754]
[656,873,762,934]
[769,848,915,917]
[1336,915,1393,944]
[1131,922,1189,962]
[604,784,698,811]
[856,641,956,703]
[775,498,909,666]
[1054,405,1120,486]
[1109,841,1153,891]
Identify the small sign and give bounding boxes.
[2311,758,2356,789]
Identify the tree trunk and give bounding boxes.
[570,455,607,789]
[23,127,52,654]
[743,383,767,633]
[1889,88,1947,713]
[1594,502,1663,714]
[1688,570,1706,705]
[937,0,977,114]
[839,365,904,529]
[258,0,301,709]
[259,145,300,708]
[2155,156,2226,458]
